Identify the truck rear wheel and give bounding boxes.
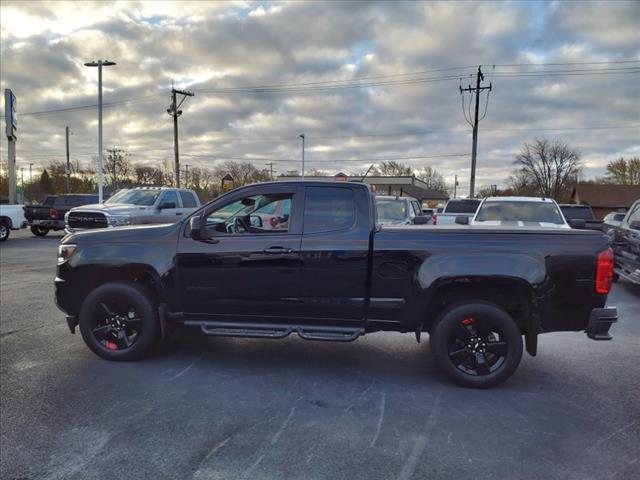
[78,282,159,361]
[430,302,523,389]
[0,222,9,241]
[30,226,49,237]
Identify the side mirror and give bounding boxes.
[159,202,176,210]
[569,218,586,229]
[455,216,469,225]
[412,216,429,225]
[189,215,202,239]
[629,220,640,231]
[250,215,263,227]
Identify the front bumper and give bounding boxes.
[586,306,617,340]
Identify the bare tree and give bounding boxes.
[377,161,412,176]
[213,161,270,186]
[414,166,447,194]
[104,148,132,189]
[605,157,640,185]
[513,138,582,200]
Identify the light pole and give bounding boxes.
[299,134,305,178]
[84,60,116,203]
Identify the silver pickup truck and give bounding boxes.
[434,198,481,225]
[65,187,201,232]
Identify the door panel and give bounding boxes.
[297,186,371,323]
[177,234,302,319]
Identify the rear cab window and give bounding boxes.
[444,199,480,214]
[303,187,355,233]
[179,191,198,208]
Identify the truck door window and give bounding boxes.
[303,187,355,233]
[205,194,294,234]
[160,191,178,207]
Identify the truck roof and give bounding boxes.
[482,196,558,203]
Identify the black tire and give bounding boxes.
[78,282,159,361]
[430,302,523,389]
[30,225,49,237]
[0,222,9,242]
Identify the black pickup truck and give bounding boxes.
[55,181,617,388]
[25,194,98,236]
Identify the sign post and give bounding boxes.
[221,173,234,191]
[4,89,17,204]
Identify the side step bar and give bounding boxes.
[183,320,364,343]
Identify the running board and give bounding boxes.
[183,320,364,343]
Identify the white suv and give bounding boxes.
[467,196,570,228]
[65,187,201,232]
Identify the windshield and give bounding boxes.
[444,199,480,214]
[105,189,161,206]
[475,201,566,224]
[377,199,407,222]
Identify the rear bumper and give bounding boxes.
[586,306,617,340]
[28,219,64,229]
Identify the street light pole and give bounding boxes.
[84,60,116,203]
[299,134,305,178]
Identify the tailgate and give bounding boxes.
[24,206,52,220]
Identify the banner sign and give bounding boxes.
[4,89,17,140]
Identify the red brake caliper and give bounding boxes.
[105,341,118,350]
[462,317,475,326]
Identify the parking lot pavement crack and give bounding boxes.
[370,391,387,447]
[167,354,203,381]
[270,406,296,445]
[397,388,443,480]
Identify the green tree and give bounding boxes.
[39,169,52,194]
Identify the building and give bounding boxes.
[276,173,449,206]
[570,183,640,219]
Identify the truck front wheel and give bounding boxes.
[78,282,159,361]
[30,226,49,237]
[0,222,10,241]
[430,302,523,389]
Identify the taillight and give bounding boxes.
[595,249,614,294]
[433,214,437,225]
[50,208,58,219]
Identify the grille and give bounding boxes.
[67,211,108,229]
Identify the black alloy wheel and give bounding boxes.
[430,302,523,388]
[0,223,9,241]
[79,282,158,361]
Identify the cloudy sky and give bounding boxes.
[1,0,638,195]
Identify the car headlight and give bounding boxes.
[107,215,132,227]
[58,244,76,264]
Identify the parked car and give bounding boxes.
[559,204,604,231]
[603,211,627,234]
[608,199,640,285]
[65,187,201,232]
[0,204,27,241]
[375,195,430,225]
[464,197,570,229]
[435,198,481,225]
[56,181,617,389]
[24,194,99,236]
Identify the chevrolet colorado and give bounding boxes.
[55,181,617,388]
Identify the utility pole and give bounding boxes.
[20,167,24,190]
[184,164,190,187]
[167,82,194,187]
[453,174,458,198]
[65,126,71,193]
[299,134,305,178]
[266,162,275,180]
[29,163,33,182]
[460,66,492,198]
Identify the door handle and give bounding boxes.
[263,246,293,254]
[176,212,183,216]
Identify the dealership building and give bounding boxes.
[276,173,449,206]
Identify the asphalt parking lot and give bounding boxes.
[1,228,639,480]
